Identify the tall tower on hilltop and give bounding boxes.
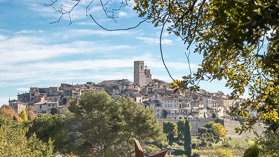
[134,61,145,86]
[134,61,152,86]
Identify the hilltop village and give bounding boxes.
[9,61,241,121]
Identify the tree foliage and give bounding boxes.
[69,91,164,156]
[211,123,227,142]
[20,110,28,122]
[243,145,260,157]
[27,114,73,152]
[257,129,279,156]
[0,115,54,157]
[50,108,59,115]
[177,120,187,141]
[163,121,177,145]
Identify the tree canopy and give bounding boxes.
[177,120,186,141]
[163,121,178,145]
[0,115,54,157]
[27,114,73,152]
[69,91,164,156]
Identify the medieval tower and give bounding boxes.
[134,61,152,86]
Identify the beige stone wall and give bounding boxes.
[134,61,145,86]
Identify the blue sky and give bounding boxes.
[0,0,231,105]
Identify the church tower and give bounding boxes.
[134,61,145,86]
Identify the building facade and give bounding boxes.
[134,61,152,86]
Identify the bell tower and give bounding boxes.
[134,61,145,86]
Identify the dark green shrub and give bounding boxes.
[192,153,200,157]
[243,145,260,157]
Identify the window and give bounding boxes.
[40,105,42,109]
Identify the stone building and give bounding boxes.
[134,61,152,86]
[8,99,26,113]
[34,97,59,114]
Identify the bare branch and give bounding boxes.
[86,0,95,16]
[187,0,206,50]
[89,14,147,31]
[99,0,117,19]
[160,15,175,81]
[44,0,58,6]
[185,50,192,77]
[48,0,82,24]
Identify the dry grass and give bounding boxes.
[193,148,245,157]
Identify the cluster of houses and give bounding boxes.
[9,61,241,120]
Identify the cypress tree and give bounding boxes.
[184,120,192,157]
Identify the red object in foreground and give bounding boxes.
[134,138,167,157]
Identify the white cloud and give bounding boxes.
[145,61,198,71]
[118,11,128,17]
[136,37,173,45]
[0,33,133,65]
[14,28,138,39]
[0,35,6,41]
[0,29,142,90]
[16,88,30,92]
[69,29,133,36]
[15,30,45,34]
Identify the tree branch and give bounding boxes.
[89,14,147,31]
[160,15,175,81]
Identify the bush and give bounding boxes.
[192,153,200,157]
[223,138,250,149]
[243,145,259,157]
[145,144,161,156]
[216,149,233,157]
[257,129,279,156]
[191,138,201,148]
